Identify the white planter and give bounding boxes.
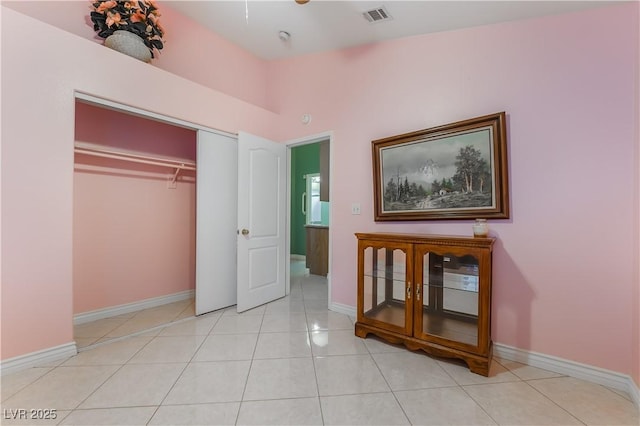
[104,30,152,63]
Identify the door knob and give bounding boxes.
[241,229,250,236]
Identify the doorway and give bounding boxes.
[287,134,332,307]
[72,93,328,349]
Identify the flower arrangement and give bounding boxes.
[90,0,164,57]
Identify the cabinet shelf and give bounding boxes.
[432,284,479,294]
[355,232,495,376]
[364,302,405,326]
[364,267,406,279]
[422,310,478,346]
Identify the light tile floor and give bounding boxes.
[73,299,196,349]
[1,263,638,425]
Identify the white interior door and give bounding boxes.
[195,130,238,315]
[237,131,286,312]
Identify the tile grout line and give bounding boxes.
[234,307,267,425]
[145,310,225,425]
[456,358,527,425]
[56,331,160,424]
[305,294,327,425]
[75,298,196,350]
[366,343,414,425]
[521,378,588,425]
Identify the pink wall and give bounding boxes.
[151,4,269,110]
[1,7,281,361]
[268,4,639,377]
[1,1,270,109]
[74,102,196,314]
[633,0,640,388]
[1,1,638,387]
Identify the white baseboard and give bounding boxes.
[0,342,77,376]
[494,342,640,409]
[329,302,357,318]
[73,289,194,325]
[629,378,640,409]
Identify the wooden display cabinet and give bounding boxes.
[355,233,495,375]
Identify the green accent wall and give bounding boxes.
[290,143,320,255]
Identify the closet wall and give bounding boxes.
[73,101,197,315]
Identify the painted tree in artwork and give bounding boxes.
[384,178,398,201]
[476,158,490,193]
[453,146,486,193]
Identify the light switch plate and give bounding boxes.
[351,203,361,215]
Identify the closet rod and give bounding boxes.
[74,146,196,171]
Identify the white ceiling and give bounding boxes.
[166,0,621,60]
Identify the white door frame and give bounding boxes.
[285,131,333,306]
[75,92,235,137]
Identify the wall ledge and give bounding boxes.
[74,289,194,325]
[0,343,77,376]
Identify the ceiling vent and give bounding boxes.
[362,6,392,23]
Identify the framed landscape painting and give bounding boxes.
[372,112,509,221]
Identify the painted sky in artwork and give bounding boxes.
[381,127,492,188]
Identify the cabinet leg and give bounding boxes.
[354,323,368,338]
[467,359,490,377]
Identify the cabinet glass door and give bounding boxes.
[417,250,479,348]
[360,244,411,334]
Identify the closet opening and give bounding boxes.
[72,99,198,349]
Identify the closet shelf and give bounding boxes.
[74,142,196,171]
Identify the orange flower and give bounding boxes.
[124,1,136,9]
[130,11,146,23]
[106,11,122,27]
[96,0,116,13]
